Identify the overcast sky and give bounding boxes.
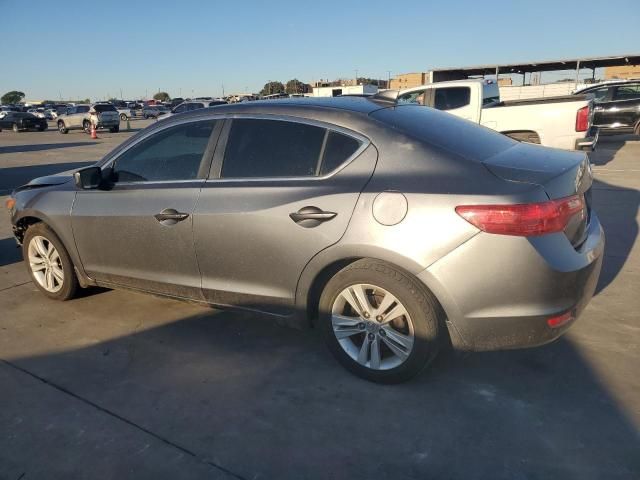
[3,0,639,101]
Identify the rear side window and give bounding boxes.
[113,120,216,182]
[319,131,361,175]
[434,87,471,110]
[76,106,90,113]
[222,119,326,178]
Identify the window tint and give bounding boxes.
[589,87,609,102]
[76,106,90,113]
[93,104,117,112]
[113,120,216,182]
[613,85,640,100]
[320,131,361,175]
[188,103,204,110]
[398,90,427,105]
[434,87,471,110]
[222,119,325,178]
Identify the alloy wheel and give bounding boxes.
[28,235,64,293]
[331,284,415,370]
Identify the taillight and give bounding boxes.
[575,105,589,132]
[456,195,585,236]
[547,310,574,328]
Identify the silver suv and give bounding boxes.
[57,103,121,134]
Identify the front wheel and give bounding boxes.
[22,223,79,300]
[58,121,68,134]
[120,113,127,121]
[319,260,443,383]
[109,125,120,133]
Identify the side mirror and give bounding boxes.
[74,166,103,190]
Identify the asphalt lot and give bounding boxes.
[0,122,639,479]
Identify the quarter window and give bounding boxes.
[398,90,427,105]
[113,120,216,182]
[613,85,640,100]
[221,119,326,178]
[319,131,361,175]
[434,87,471,110]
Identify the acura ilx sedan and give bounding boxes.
[6,96,604,383]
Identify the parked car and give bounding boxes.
[45,109,58,120]
[6,97,604,383]
[0,112,48,132]
[159,100,227,121]
[398,79,598,151]
[142,105,170,119]
[116,107,131,121]
[574,80,640,136]
[169,97,184,108]
[27,108,47,119]
[57,103,120,134]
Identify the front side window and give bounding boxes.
[221,119,326,178]
[613,85,640,100]
[188,103,205,111]
[434,87,471,110]
[113,120,216,182]
[398,90,427,105]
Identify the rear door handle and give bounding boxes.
[154,208,190,225]
[289,206,337,228]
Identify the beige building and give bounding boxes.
[604,65,640,80]
[389,72,428,90]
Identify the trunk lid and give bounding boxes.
[482,142,593,247]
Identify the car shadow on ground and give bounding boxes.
[589,133,637,166]
[0,142,98,154]
[0,162,94,193]
[1,302,638,479]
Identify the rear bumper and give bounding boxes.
[575,126,599,151]
[418,213,605,352]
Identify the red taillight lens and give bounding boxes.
[456,195,585,236]
[575,105,589,132]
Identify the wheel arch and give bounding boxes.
[500,130,541,144]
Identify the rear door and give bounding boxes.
[193,116,376,314]
[596,84,640,129]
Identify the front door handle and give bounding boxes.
[154,208,189,225]
[289,206,337,228]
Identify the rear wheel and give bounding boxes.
[22,223,78,300]
[38,124,47,131]
[319,259,442,383]
[109,125,120,133]
[12,123,19,132]
[83,120,91,134]
[120,113,127,121]
[58,121,68,134]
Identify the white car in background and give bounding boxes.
[45,109,58,120]
[116,107,131,121]
[27,108,47,119]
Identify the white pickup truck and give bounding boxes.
[398,79,598,151]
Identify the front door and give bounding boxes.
[193,117,376,314]
[72,118,220,298]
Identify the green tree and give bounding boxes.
[260,81,285,96]
[153,91,170,102]
[1,90,25,104]
[285,79,311,95]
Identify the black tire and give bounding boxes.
[58,121,68,134]
[22,223,79,301]
[83,120,91,134]
[109,125,120,133]
[120,113,127,121]
[318,259,443,384]
[12,123,19,133]
[38,124,47,131]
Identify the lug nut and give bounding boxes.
[363,312,370,318]
[368,333,375,341]
[358,323,366,330]
[376,315,382,322]
[379,329,386,337]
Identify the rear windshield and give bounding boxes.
[94,104,117,112]
[370,105,515,162]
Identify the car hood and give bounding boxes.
[13,168,78,194]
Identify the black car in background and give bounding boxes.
[0,112,48,132]
[576,81,640,135]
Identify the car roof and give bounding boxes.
[576,80,640,92]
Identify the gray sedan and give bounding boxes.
[6,97,604,383]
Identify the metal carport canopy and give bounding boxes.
[431,53,640,75]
